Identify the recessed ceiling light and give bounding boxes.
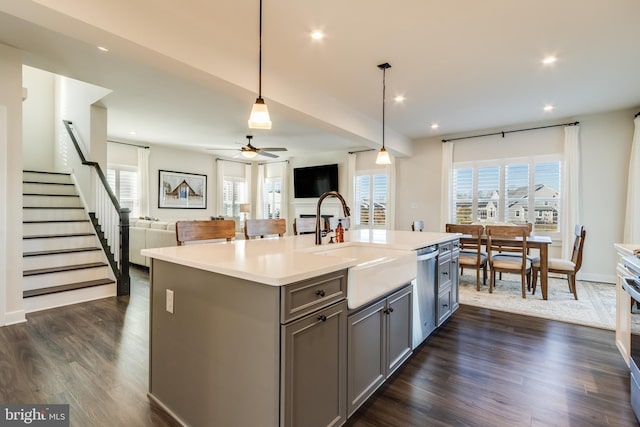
[542,56,557,65]
[97,46,109,52]
[310,31,324,40]
[394,95,405,103]
[543,105,554,111]
[431,123,439,130]
[129,130,137,135]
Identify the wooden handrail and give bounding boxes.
[62,120,130,295]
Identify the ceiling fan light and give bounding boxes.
[248,98,272,129]
[376,147,391,165]
[241,149,259,159]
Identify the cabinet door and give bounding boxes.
[347,299,386,417]
[281,300,347,427]
[437,286,452,326]
[386,286,413,375]
[451,251,460,312]
[439,256,452,288]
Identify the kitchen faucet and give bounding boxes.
[315,191,351,245]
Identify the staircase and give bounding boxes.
[22,170,116,313]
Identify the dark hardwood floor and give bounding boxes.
[0,266,637,426]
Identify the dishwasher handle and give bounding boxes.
[416,250,438,261]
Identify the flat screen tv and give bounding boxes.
[293,164,339,198]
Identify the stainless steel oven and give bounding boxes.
[622,255,640,423]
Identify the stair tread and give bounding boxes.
[23,206,85,210]
[23,170,71,175]
[23,181,74,185]
[23,219,90,224]
[24,262,108,276]
[24,247,102,257]
[24,232,94,240]
[23,278,114,298]
[23,193,79,197]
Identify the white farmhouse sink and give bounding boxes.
[311,244,417,309]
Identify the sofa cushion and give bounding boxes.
[150,221,170,230]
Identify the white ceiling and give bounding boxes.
[1,0,639,160]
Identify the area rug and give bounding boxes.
[458,272,619,330]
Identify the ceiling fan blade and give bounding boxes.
[259,147,287,152]
[259,151,278,159]
[206,148,241,151]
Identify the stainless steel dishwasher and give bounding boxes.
[412,245,438,348]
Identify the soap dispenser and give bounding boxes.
[335,219,344,243]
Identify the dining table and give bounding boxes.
[459,234,553,300]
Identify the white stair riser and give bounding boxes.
[23,221,93,236]
[23,195,82,208]
[23,172,72,184]
[23,208,87,221]
[23,182,77,195]
[23,251,105,271]
[23,266,111,291]
[23,283,116,314]
[23,235,98,252]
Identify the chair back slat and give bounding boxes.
[572,225,586,269]
[175,220,236,245]
[245,219,286,239]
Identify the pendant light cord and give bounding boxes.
[382,66,386,149]
[258,0,263,99]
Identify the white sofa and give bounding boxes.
[129,218,242,267]
[129,219,178,267]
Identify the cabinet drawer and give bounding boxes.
[438,258,452,288]
[437,287,452,326]
[281,270,347,323]
[439,241,453,256]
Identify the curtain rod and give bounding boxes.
[441,121,580,143]
[258,160,289,165]
[107,139,149,149]
[348,148,375,154]
[216,157,251,165]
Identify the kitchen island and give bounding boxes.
[142,230,456,427]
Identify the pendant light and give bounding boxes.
[248,0,272,129]
[376,62,392,165]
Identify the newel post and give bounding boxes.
[118,208,131,296]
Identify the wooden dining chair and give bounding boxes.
[244,218,286,239]
[175,219,236,245]
[531,225,586,300]
[446,223,487,291]
[486,224,532,298]
[293,217,316,235]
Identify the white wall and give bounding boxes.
[0,43,25,325]
[395,108,639,283]
[22,65,55,171]
[147,145,218,220]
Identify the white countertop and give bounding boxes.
[141,230,455,286]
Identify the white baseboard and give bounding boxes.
[577,272,616,284]
[3,310,26,326]
[22,283,116,314]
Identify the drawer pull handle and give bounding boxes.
[383,307,394,315]
[442,271,449,275]
[317,314,327,322]
[315,290,326,297]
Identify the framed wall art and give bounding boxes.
[158,170,207,209]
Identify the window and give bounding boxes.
[354,171,388,228]
[451,156,561,234]
[107,166,139,218]
[222,176,247,218]
[263,177,282,219]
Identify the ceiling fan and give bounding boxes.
[208,135,287,159]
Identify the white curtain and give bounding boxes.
[137,147,150,218]
[624,116,640,243]
[561,125,581,259]
[440,142,453,231]
[347,153,356,210]
[279,161,290,231]
[385,155,396,230]
[216,159,224,216]
[244,163,252,217]
[255,164,265,220]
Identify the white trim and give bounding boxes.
[4,310,26,326]
[22,283,116,313]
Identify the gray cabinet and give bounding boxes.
[437,239,459,326]
[347,284,412,416]
[281,300,347,427]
